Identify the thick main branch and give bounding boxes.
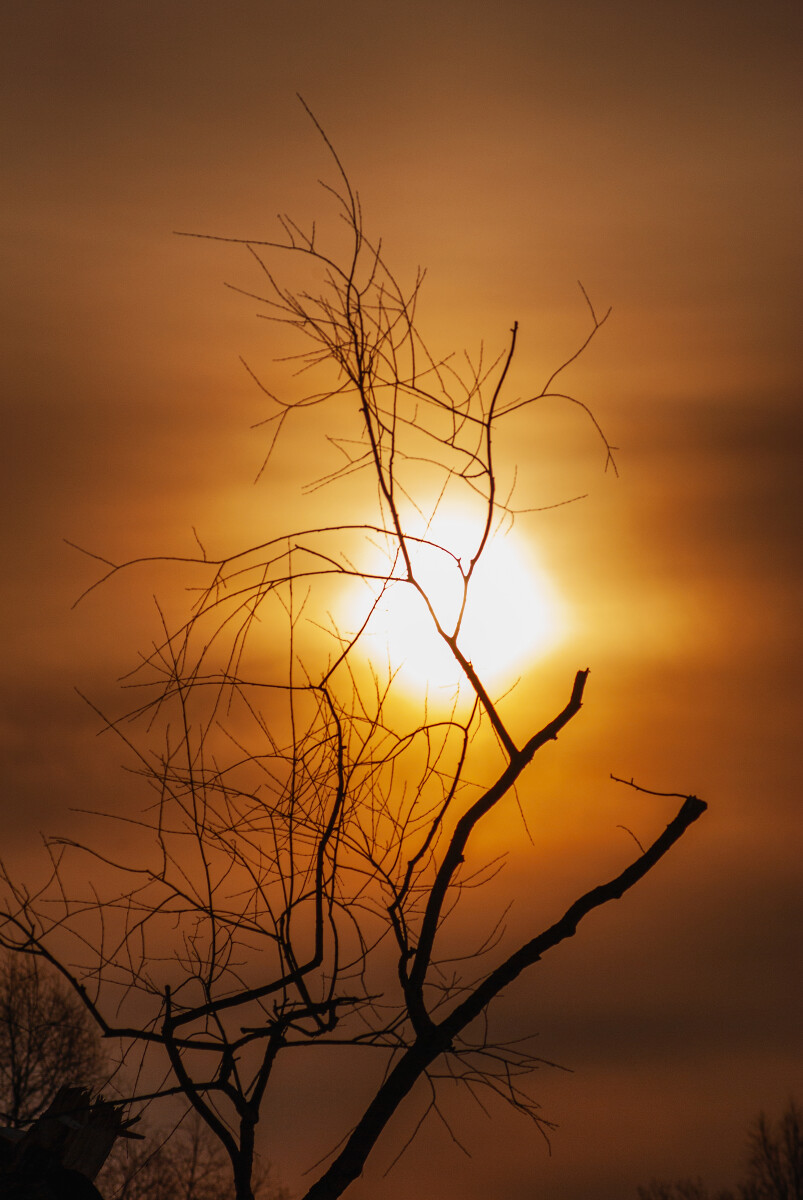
[404,669,588,1034]
[304,790,706,1200]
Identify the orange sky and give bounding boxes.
[1,2,801,1197]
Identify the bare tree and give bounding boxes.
[741,1102,802,1200]
[0,103,707,1200]
[99,1116,289,1200]
[0,957,282,1199]
[637,1101,802,1200]
[0,952,103,1129]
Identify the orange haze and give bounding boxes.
[2,3,801,1198]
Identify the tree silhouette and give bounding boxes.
[0,956,284,1199]
[742,1103,803,1200]
[0,104,707,1200]
[638,1101,802,1200]
[0,953,102,1129]
[99,1115,289,1200]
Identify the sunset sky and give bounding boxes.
[1,2,801,1198]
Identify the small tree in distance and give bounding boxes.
[0,101,707,1200]
[0,951,102,1129]
[99,1114,290,1200]
[742,1103,803,1200]
[637,1100,802,1200]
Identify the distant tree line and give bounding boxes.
[639,1101,802,1200]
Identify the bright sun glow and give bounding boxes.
[346,514,567,693]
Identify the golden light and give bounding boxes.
[348,513,567,693]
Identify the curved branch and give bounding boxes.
[302,789,705,1200]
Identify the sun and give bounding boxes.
[346,513,567,693]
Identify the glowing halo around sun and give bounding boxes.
[344,515,567,694]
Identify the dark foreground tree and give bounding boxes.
[638,1100,802,1200]
[0,103,706,1200]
